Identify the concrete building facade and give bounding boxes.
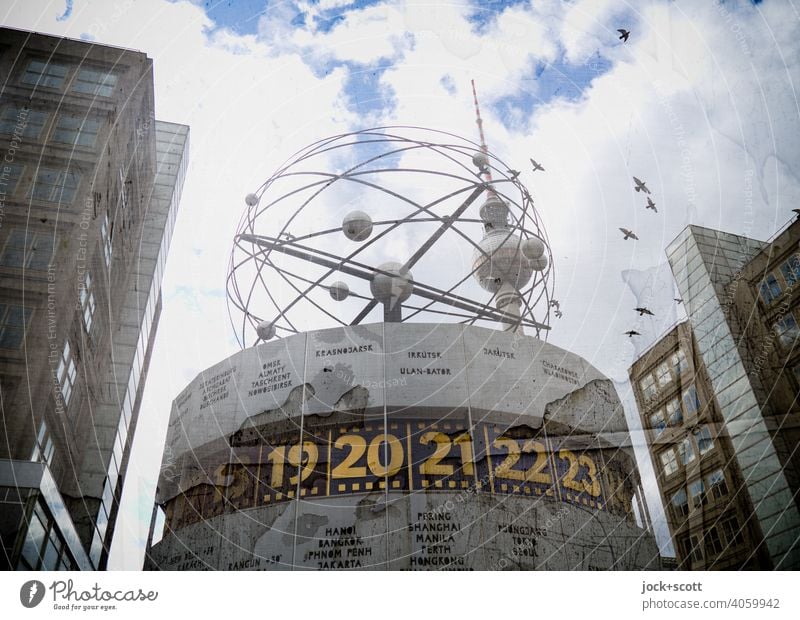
[631,220,799,569]
[0,27,188,570]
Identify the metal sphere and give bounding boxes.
[472,230,534,293]
[479,194,509,228]
[472,151,489,170]
[370,262,413,304]
[342,210,373,241]
[530,255,549,271]
[256,320,276,341]
[328,281,350,301]
[522,236,545,260]
[245,193,259,207]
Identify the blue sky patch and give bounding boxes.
[466,0,529,33]
[493,51,613,130]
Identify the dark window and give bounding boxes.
[759,273,782,305]
[0,229,55,270]
[0,304,33,349]
[0,105,48,139]
[72,68,117,97]
[32,167,81,204]
[780,254,800,287]
[21,59,68,89]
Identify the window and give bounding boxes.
[677,436,696,466]
[32,167,81,203]
[671,348,689,378]
[648,409,666,436]
[52,115,101,147]
[773,314,799,349]
[72,68,117,97]
[671,488,689,518]
[639,374,657,398]
[0,229,54,270]
[694,425,714,456]
[666,398,683,426]
[56,340,77,407]
[688,535,703,562]
[780,255,800,287]
[30,419,55,466]
[707,469,729,500]
[705,526,724,556]
[0,163,23,195]
[0,303,32,349]
[659,448,679,476]
[21,59,69,89]
[101,213,112,267]
[0,105,48,139]
[689,478,707,509]
[655,362,672,388]
[720,514,744,546]
[80,271,96,332]
[682,385,700,417]
[759,273,782,305]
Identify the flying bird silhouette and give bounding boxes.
[674,298,684,304]
[624,330,641,337]
[620,227,639,240]
[618,29,630,42]
[550,299,560,310]
[554,310,563,318]
[635,307,654,316]
[529,158,545,172]
[646,197,657,212]
[506,169,520,180]
[633,176,650,194]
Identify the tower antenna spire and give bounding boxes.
[471,79,493,184]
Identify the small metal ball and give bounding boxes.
[256,320,276,341]
[329,281,350,301]
[342,210,373,241]
[245,193,259,207]
[472,151,489,170]
[370,262,413,304]
[522,236,545,260]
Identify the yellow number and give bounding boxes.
[493,438,522,480]
[288,441,319,485]
[454,433,475,476]
[420,432,454,476]
[560,450,601,497]
[367,434,403,477]
[494,438,551,483]
[266,446,286,488]
[522,439,550,484]
[559,449,582,492]
[331,435,367,478]
[579,455,601,497]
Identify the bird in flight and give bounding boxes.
[554,309,563,319]
[635,307,654,316]
[633,176,650,193]
[550,299,560,310]
[674,298,683,304]
[618,29,630,42]
[624,330,641,337]
[507,169,520,180]
[280,232,296,241]
[793,208,800,220]
[530,158,545,172]
[620,227,639,240]
[646,197,657,212]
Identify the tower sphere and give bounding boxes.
[522,236,545,260]
[342,210,373,241]
[256,320,276,341]
[530,255,549,271]
[245,193,259,207]
[370,262,413,304]
[472,229,534,293]
[328,281,350,301]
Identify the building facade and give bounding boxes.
[632,220,800,569]
[0,27,188,570]
[630,321,768,569]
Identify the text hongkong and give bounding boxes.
[50,580,158,602]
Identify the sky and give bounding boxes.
[1,0,798,569]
